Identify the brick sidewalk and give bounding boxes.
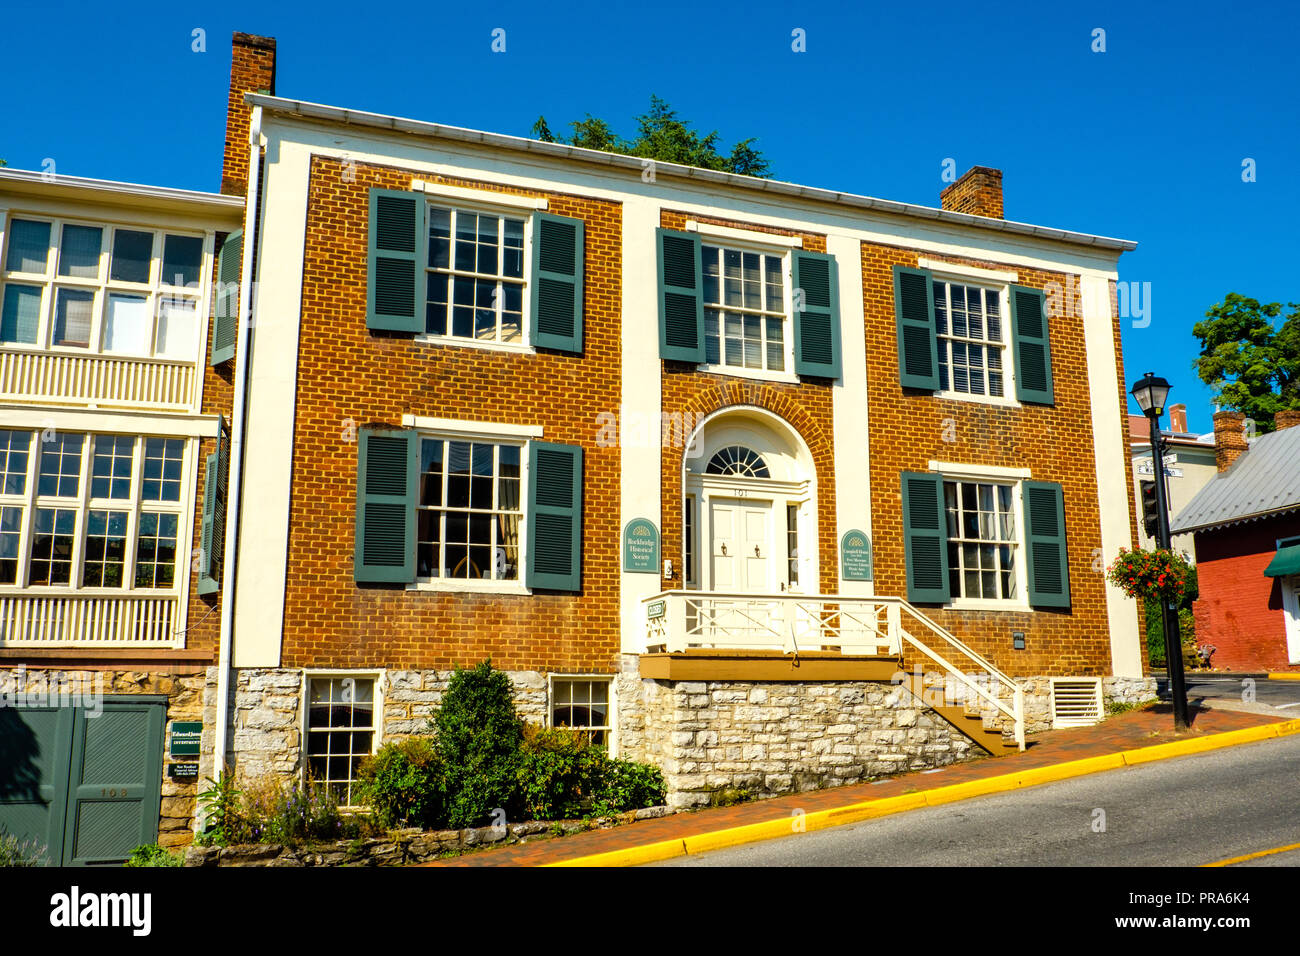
[428,704,1284,866]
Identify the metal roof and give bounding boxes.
[1171,426,1300,534]
[247,94,1138,255]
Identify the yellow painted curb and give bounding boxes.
[544,718,1300,868]
[1267,672,1300,681]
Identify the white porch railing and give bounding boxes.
[0,348,197,410]
[643,590,1024,750]
[0,593,180,647]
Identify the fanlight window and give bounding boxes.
[705,445,770,478]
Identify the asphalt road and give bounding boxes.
[656,733,1300,866]
[1166,675,1300,711]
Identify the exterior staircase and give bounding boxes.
[895,672,1020,755]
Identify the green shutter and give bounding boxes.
[1024,481,1070,608]
[530,212,584,353]
[366,189,425,333]
[526,441,583,591]
[902,471,950,604]
[792,250,841,378]
[355,427,418,583]
[210,230,241,365]
[893,265,939,390]
[197,430,228,595]
[657,228,704,362]
[1010,284,1054,404]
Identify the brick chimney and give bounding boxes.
[1213,411,1248,472]
[940,166,1004,219]
[1168,403,1188,435]
[1275,409,1300,431]
[222,33,277,196]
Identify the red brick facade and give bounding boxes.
[862,243,1133,677]
[280,156,623,673]
[1193,516,1300,672]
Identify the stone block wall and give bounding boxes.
[616,672,976,809]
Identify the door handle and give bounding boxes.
[754,545,761,558]
[720,543,727,556]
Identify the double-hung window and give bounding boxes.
[550,676,612,746]
[0,428,187,590]
[932,280,1006,398]
[701,243,788,372]
[1,214,206,360]
[424,206,526,343]
[416,437,522,582]
[305,675,377,806]
[943,479,1019,601]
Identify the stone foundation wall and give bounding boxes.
[213,667,552,790]
[617,671,977,809]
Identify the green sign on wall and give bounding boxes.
[840,529,873,581]
[169,721,202,758]
[623,518,660,574]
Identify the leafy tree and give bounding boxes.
[1192,293,1300,432]
[432,661,523,827]
[530,96,772,178]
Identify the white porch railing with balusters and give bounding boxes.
[0,348,197,410]
[643,590,1025,750]
[0,593,181,647]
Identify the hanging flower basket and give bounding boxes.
[1107,547,1192,604]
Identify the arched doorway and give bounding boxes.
[682,408,817,595]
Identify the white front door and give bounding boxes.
[710,498,771,592]
[1283,575,1300,664]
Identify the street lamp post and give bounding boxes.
[1130,372,1191,730]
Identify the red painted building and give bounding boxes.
[1173,410,1300,672]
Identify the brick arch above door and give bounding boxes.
[658,376,839,595]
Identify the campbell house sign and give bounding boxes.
[623,518,660,573]
[840,530,873,581]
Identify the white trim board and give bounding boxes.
[928,460,1032,480]
[918,257,1019,282]
[411,178,548,211]
[399,414,543,439]
[685,220,803,248]
[0,406,223,438]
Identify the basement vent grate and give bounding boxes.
[1049,678,1103,728]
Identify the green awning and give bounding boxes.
[1264,544,1300,577]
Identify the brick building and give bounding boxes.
[0,168,243,859]
[1173,411,1300,672]
[202,33,1151,810]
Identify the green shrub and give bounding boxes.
[516,725,605,820]
[357,737,447,828]
[0,829,46,867]
[594,757,667,815]
[435,661,524,827]
[124,843,183,867]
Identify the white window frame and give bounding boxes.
[404,420,535,595]
[547,673,615,752]
[933,462,1032,610]
[301,669,382,809]
[928,269,1020,408]
[697,236,798,384]
[418,198,535,354]
[0,428,192,596]
[0,212,209,364]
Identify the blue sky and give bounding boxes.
[6,0,1296,432]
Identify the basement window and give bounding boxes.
[306,675,377,806]
[549,676,612,746]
